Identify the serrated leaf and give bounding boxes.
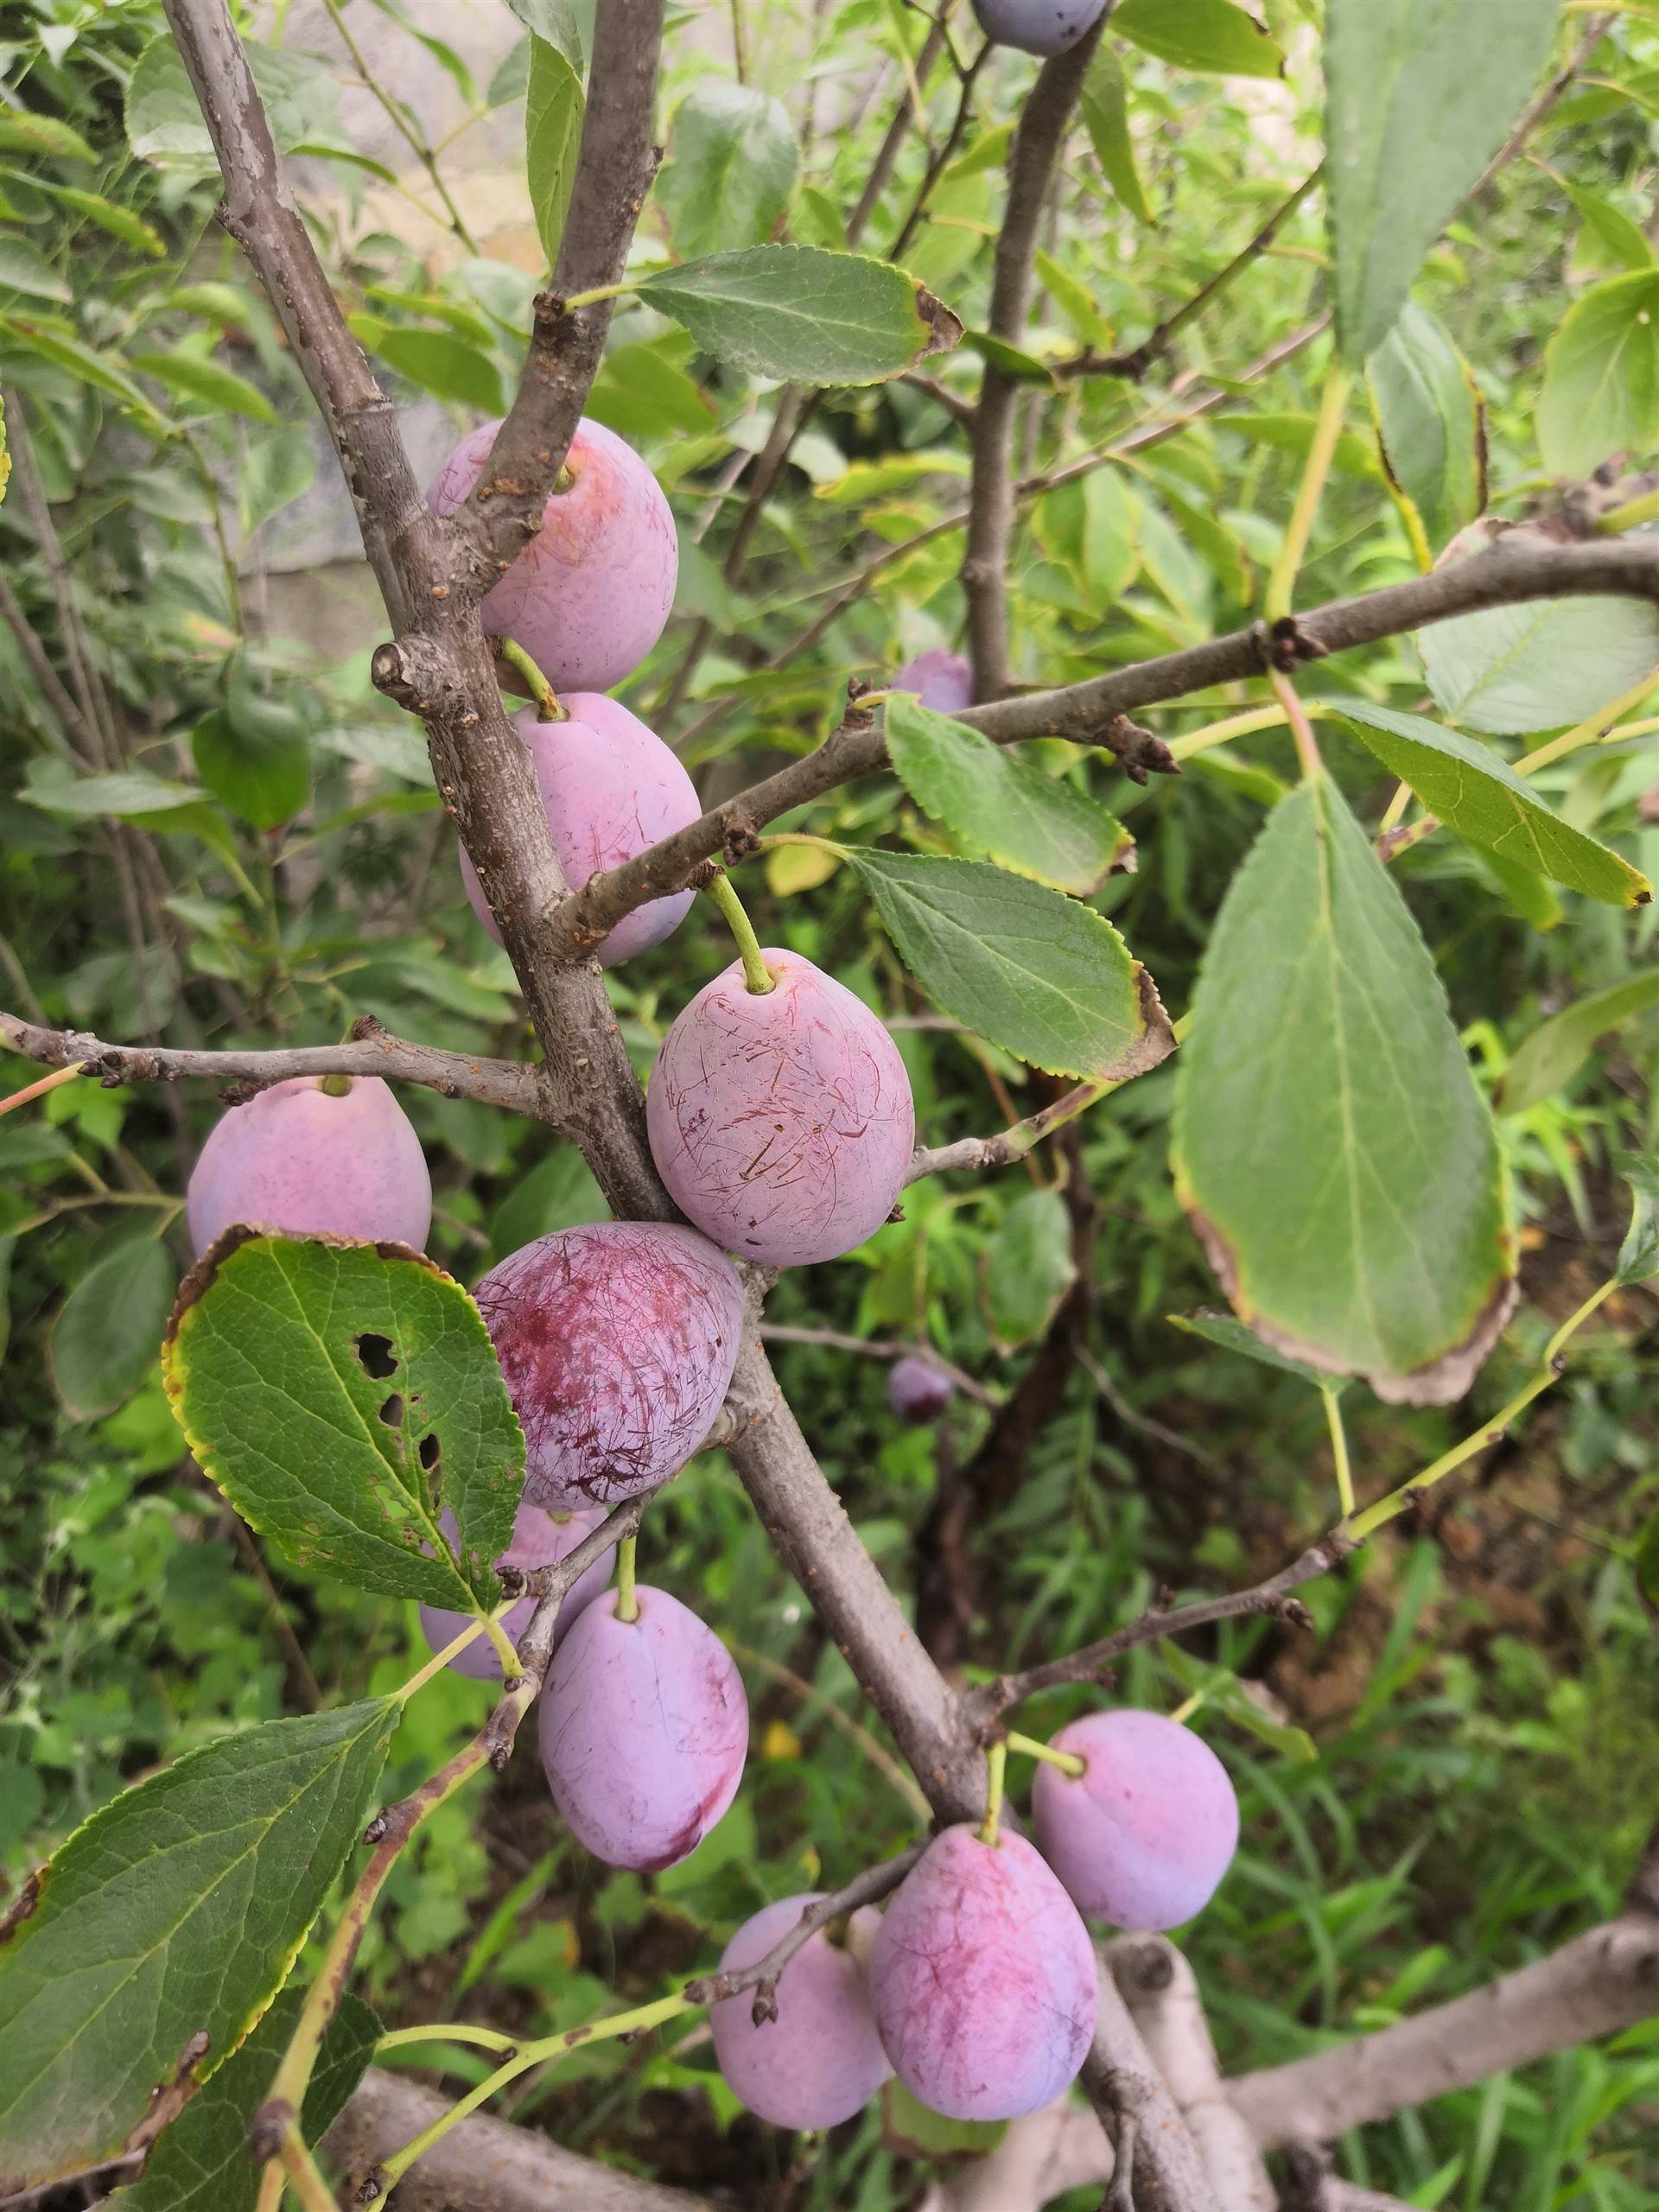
[637,245,962,385]
[1172,775,1515,1405]
[162,1232,524,1606]
[984,1187,1076,1351]
[1325,0,1560,361]
[848,849,1173,1080]
[1500,972,1659,1116]
[130,349,278,424]
[1115,0,1283,77]
[1419,579,1659,737]
[114,1990,379,2212]
[887,695,1132,893]
[1367,299,1486,561]
[0,112,95,163]
[658,80,799,259]
[525,32,584,268]
[1167,1310,1337,1389]
[1537,268,1659,478]
[1332,697,1652,907]
[0,237,70,303]
[0,1702,397,2188]
[1080,47,1152,224]
[1615,1155,1659,1285]
[52,1233,175,1421]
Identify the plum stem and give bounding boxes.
[560,278,634,310]
[377,2021,521,2057]
[1166,1691,1206,1727]
[499,636,569,722]
[614,1534,640,1622]
[0,1058,85,1116]
[978,1738,1007,1847]
[1320,1384,1355,1519]
[1006,1727,1085,1778]
[703,869,774,995]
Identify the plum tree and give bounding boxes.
[646,950,915,1266]
[709,1896,891,2127]
[459,696,700,967]
[427,415,677,693]
[970,0,1108,56]
[417,1500,610,1680]
[538,1583,747,1870]
[868,1824,1096,2121]
[887,1353,956,1423]
[891,649,973,715]
[1031,1708,1241,1929]
[473,1222,745,1508]
[186,1074,432,1256]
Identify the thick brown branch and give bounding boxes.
[0,1010,543,1117]
[1109,1940,1274,2209]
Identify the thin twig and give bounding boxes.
[758,1322,1001,1408]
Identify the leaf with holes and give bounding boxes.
[0,1701,397,2190]
[162,1230,523,1605]
[1332,698,1652,906]
[886,696,1133,893]
[1171,773,1515,1405]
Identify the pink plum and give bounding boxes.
[474,1222,744,1509]
[887,1353,956,1424]
[970,0,1107,55]
[645,950,915,1267]
[710,1895,891,2128]
[891,649,973,715]
[416,1499,610,1681]
[1031,1709,1241,1930]
[427,416,677,693]
[870,1824,1096,2121]
[538,1583,747,1871]
[459,696,700,967]
[186,1075,431,1257]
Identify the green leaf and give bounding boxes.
[193,711,310,832]
[1325,0,1560,361]
[1080,47,1153,224]
[1158,1647,1319,1762]
[52,1233,175,1421]
[21,768,208,823]
[1499,972,1659,1116]
[1480,849,1564,933]
[886,695,1132,893]
[130,349,279,424]
[525,32,584,268]
[1114,0,1283,77]
[163,1232,524,1606]
[0,1701,398,2189]
[1637,1504,1659,1611]
[1167,1309,1336,1389]
[883,2076,1007,2158]
[963,329,1054,383]
[636,245,963,386]
[348,319,505,413]
[0,237,69,303]
[1331,697,1652,907]
[1615,1155,1659,1285]
[585,337,713,440]
[1567,183,1655,276]
[658,80,798,259]
[847,849,1172,1080]
[1367,299,1487,559]
[126,38,337,175]
[984,1187,1076,1351]
[1419,576,1659,737]
[35,183,166,257]
[507,0,592,71]
[0,320,164,426]
[0,112,95,163]
[1171,774,1515,1405]
[1536,268,1659,478]
[115,1990,380,2212]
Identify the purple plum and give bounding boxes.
[645,950,915,1267]
[427,416,677,694]
[474,1222,744,1509]
[970,0,1108,56]
[887,1353,956,1424]
[1031,1709,1240,1930]
[870,1824,1096,2121]
[538,1583,747,1871]
[186,1075,431,1257]
[416,1499,610,1680]
[891,649,973,715]
[459,696,700,967]
[710,1895,892,2127]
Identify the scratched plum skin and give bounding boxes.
[645,950,916,1267]
[891,649,973,715]
[1032,1709,1241,1930]
[459,696,699,967]
[427,416,677,693]
[538,1584,747,1870]
[869,1825,1096,2122]
[710,1897,892,2128]
[186,1075,432,1256]
[474,1223,744,1508]
[887,1353,956,1424]
[417,1499,610,1681]
[970,0,1107,54]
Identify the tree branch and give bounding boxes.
[758,1323,1001,1408]
[1110,1940,1274,2209]
[683,1843,925,2014]
[0,1011,543,1117]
